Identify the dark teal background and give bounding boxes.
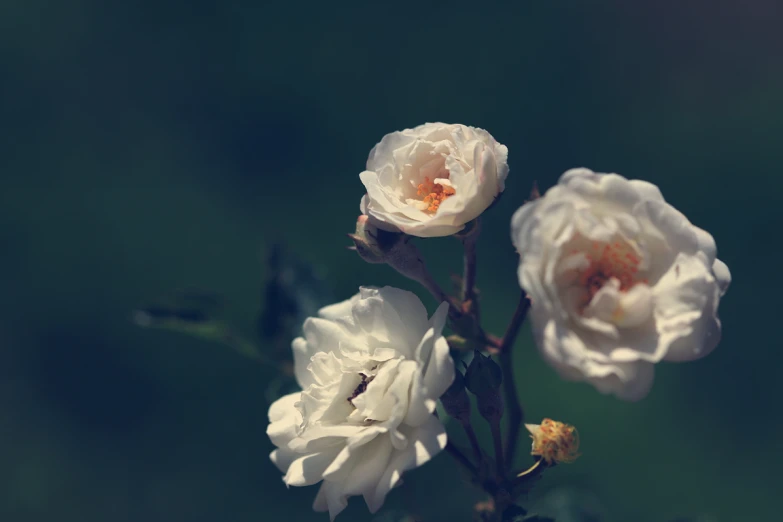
[1,1,781,521]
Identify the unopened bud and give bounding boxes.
[464,351,502,396]
[464,351,503,423]
[440,369,471,424]
[476,389,503,423]
[347,215,399,264]
[525,418,580,464]
[349,217,442,291]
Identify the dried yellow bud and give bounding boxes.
[525,418,580,464]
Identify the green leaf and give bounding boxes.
[133,289,270,365]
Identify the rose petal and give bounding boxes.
[366,415,447,513]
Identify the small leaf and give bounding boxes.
[133,289,269,365]
[440,369,471,423]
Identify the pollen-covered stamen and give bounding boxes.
[578,240,648,305]
[525,418,580,465]
[416,176,456,213]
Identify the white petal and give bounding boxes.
[615,283,654,328]
[654,253,721,362]
[628,179,665,202]
[414,301,448,370]
[267,392,302,448]
[636,199,699,255]
[318,293,361,321]
[366,131,417,173]
[313,480,349,521]
[599,174,647,210]
[291,337,315,389]
[392,219,465,238]
[475,141,500,197]
[422,336,454,403]
[270,447,298,474]
[283,446,341,487]
[589,361,655,401]
[404,302,452,426]
[359,194,369,215]
[712,258,731,296]
[375,287,430,347]
[367,415,447,513]
[403,371,437,428]
[287,425,366,453]
[559,167,600,186]
[302,317,350,360]
[343,436,394,495]
[692,226,718,265]
[584,278,622,323]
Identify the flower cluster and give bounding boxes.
[265,123,731,519]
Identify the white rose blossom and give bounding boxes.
[359,122,509,238]
[511,168,731,401]
[267,287,455,520]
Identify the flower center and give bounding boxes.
[416,176,456,213]
[579,240,648,304]
[347,373,374,405]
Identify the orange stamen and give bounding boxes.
[416,176,456,213]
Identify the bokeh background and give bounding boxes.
[1,1,781,521]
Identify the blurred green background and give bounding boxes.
[1,1,781,521]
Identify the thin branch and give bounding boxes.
[461,421,483,466]
[460,219,481,316]
[490,418,505,479]
[445,440,478,476]
[501,347,523,472]
[499,290,531,355]
[511,458,552,496]
[380,236,463,314]
[499,291,531,470]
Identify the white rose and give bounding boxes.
[267,286,455,520]
[511,168,731,401]
[359,122,509,238]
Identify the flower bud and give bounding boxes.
[440,369,471,424]
[476,389,503,424]
[464,351,502,396]
[348,215,397,264]
[464,351,503,423]
[525,418,580,464]
[348,216,432,280]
